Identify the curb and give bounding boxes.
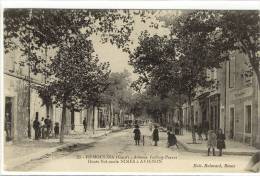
[177,140,257,156]
[5,131,112,171]
[5,142,75,171]
[90,130,112,138]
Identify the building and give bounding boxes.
[182,68,221,132]
[4,49,53,142]
[220,52,260,148]
[183,52,260,149]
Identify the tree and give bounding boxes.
[129,31,176,91]
[101,70,134,126]
[4,9,136,52]
[4,9,148,141]
[130,11,224,143]
[161,10,260,86]
[217,11,260,86]
[35,36,110,143]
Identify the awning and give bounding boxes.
[196,91,210,100]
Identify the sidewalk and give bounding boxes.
[177,131,260,156]
[4,128,117,171]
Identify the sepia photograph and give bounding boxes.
[1,1,260,174]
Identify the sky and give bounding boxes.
[92,11,173,82]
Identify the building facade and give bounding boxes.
[4,50,51,142]
[221,52,260,148]
[182,52,260,149]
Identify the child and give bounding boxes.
[133,125,141,145]
[54,122,59,138]
[217,129,226,156]
[207,130,217,156]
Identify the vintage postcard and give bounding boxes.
[1,0,260,175]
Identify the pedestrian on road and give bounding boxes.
[83,117,88,133]
[33,116,40,140]
[152,125,159,146]
[207,130,217,156]
[133,125,141,145]
[167,131,179,148]
[217,128,226,156]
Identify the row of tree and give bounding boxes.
[129,10,259,143]
[4,9,143,143]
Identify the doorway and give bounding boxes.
[5,97,13,141]
[230,107,235,139]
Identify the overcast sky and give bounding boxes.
[92,11,172,82]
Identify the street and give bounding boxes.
[14,127,251,173]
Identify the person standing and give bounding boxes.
[217,129,226,156]
[40,117,45,139]
[44,116,51,139]
[133,125,141,145]
[5,113,11,141]
[33,116,40,140]
[152,125,159,146]
[207,130,217,156]
[83,117,88,133]
[54,122,59,138]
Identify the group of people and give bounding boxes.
[133,125,178,148]
[33,116,60,140]
[194,121,210,141]
[133,125,160,146]
[207,129,226,156]
[133,124,225,156]
[172,120,184,135]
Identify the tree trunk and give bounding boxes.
[92,105,95,134]
[188,96,196,144]
[109,103,113,128]
[60,102,66,143]
[46,105,50,116]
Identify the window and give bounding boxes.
[229,56,236,88]
[245,105,252,133]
